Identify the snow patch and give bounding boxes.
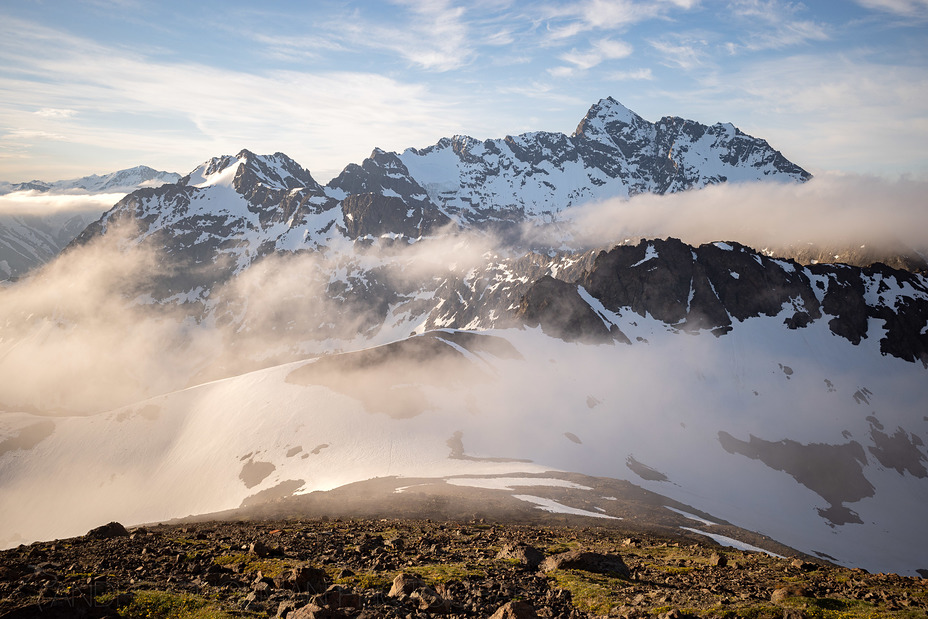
[681,527,784,558]
[512,495,621,520]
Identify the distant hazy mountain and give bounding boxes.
[0,165,181,196]
[0,166,180,280]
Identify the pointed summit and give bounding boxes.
[572,97,645,139]
[182,150,319,192]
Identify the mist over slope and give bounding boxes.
[0,166,181,280]
[0,98,926,577]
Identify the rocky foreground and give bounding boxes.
[0,518,926,619]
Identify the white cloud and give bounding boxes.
[2,129,68,142]
[649,36,710,70]
[341,0,476,71]
[0,18,469,183]
[0,191,122,216]
[730,54,928,174]
[552,38,634,76]
[563,172,928,254]
[607,68,654,80]
[34,108,77,119]
[539,0,696,41]
[725,0,830,52]
[856,0,928,19]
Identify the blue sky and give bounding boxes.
[1,0,927,183]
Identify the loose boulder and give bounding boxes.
[541,550,630,578]
[496,543,545,570]
[86,522,129,539]
[490,601,539,619]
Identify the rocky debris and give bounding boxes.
[0,518,925,619]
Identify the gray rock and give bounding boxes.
[496,543,545,570]
[489,601,539,619]
[541,550,630,578]
[86,522,129,539]
[771,584,808,603]
[387,572,423,600]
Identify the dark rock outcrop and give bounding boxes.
[541,550,631,578]
[85,522,129,539]
[514,275,628,344]
[515,238,928,365]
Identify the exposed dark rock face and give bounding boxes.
[812,264,870,345]
[579,239,820,331]
[868,425,928,478]
[340,193,449,239]
[625,456,670,483]
[514,275,627,344]
[514,238,928,365]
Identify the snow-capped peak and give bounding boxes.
[572,96,644,139]
[182,150,320,192]
[183,154,243,188]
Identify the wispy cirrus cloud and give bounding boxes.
[649,35,711,70]
[550,38,634,76]
[540,0,695,41]
[724,0,830,52]
[856,0,928,19]
[607,68,654,81]
[333,0,477,72]
[34,108,77,119]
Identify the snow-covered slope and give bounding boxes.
[1,322,925,575]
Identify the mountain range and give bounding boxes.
[0,166,181,280]
[0,98,926,577]
[0,165,181,196]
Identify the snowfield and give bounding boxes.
[2,315,926,576]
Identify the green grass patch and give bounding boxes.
[545,539,581,555]
[548,568,633,615]
[779,596,903,619]
[109,589,248,619]
[212,552,296,578]
[648,563,696,574]
[332,570,393,591]
[708,604,783,619]
[415,562,487,584]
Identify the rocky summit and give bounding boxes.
[1,518,926,619]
